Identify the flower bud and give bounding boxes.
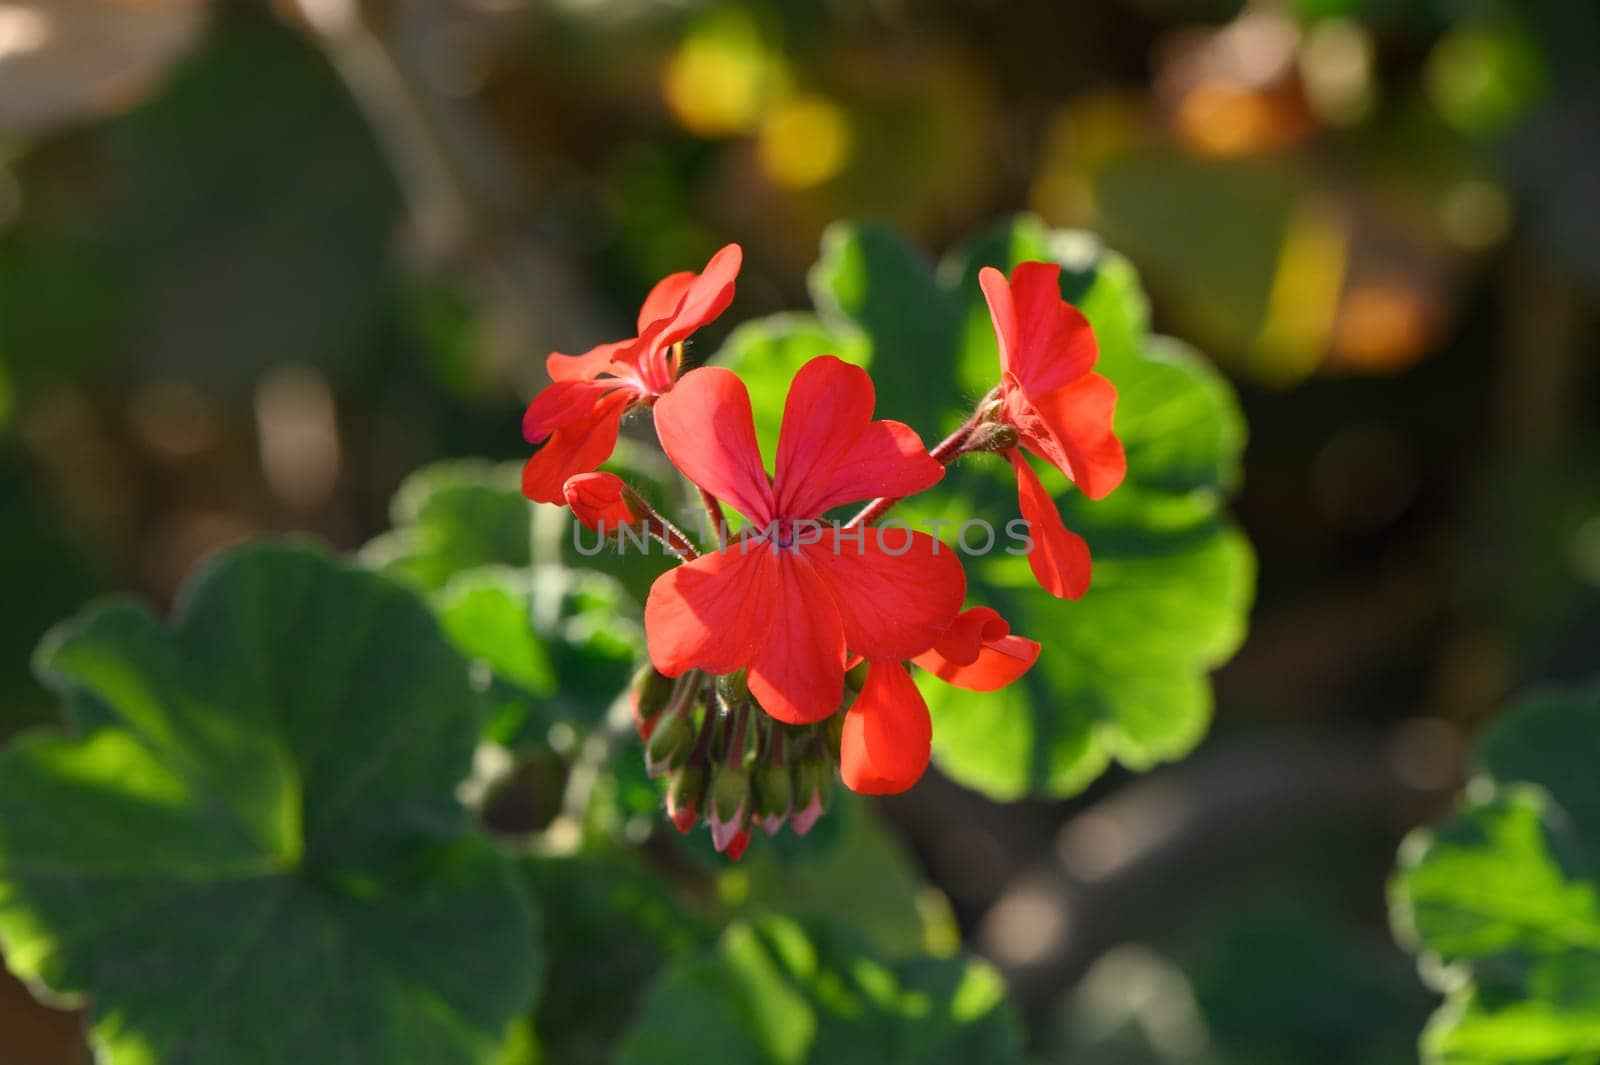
[790,759,832,837]
[724,828,752,861]
[666,761,706,834]
[563,472,644,532]
[752,761,793,836]
[708,762,750,852]
[644,710,694,778]
[824,713,844,762]
[716,668,750,706]
[845,660,870,693]
[630,665,675,740]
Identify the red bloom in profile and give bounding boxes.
[644,355,965,725]
[979,262,1126,598]
[521,244,743,503]
[911,606,1040,691]
[562,472,638,532]
[842,607,1040,794]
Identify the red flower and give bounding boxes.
[842,607,1040,794]
[521,244,743,503]
[911,605,1041,691]
[562,472,639,532]
[979,262,1126,598]
[644,355,965,725]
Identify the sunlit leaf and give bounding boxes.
[1390,683,1600,1064]
[617,915,1024,1065]
[363,460,531,593]
[0,542,540,1063]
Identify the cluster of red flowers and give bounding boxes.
[524,244,1124,856]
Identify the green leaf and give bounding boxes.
[444,566,641,749]
[617,915,1024,1065]
[1391,684,1600,1064]
[718,216,1253,798]
[365,462,644,748]
[0,542,540,1064]
[521,850,707,1065]
[364,460,532,593]
[716,794,958,958]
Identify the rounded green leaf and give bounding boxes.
[0,542,541,1064]
[618,915,1024,1065]
[1390,684,1600,1064]
[362,460,532,592]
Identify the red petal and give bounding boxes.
[981,262,1099,393]
[923,605,1011,667]
[1022,373,1126,500]
[840,661,931,795]
[521,392,632,504]
[636,272,696,335]
[774,355,944,518]
[1009,450,1092,599]
[806,528,965,661]
[653,367,775,524]
[563,472,636,531]
[913,632,1039,692]
[646,243,743,347]
[747,551,846,724]
[645,547,776,677]
[523,378,628,443]
[546,338,639,382]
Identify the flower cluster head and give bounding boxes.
[521,248,1121,856]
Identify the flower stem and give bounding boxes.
[723,704,750,768]
[647,513,700,561]
[698,488,729,547]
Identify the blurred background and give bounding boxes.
[2,0,1597,1060]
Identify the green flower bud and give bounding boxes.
[708,762,750,851]
[716,668,750,706]
[845,660,870,693]
[631,666,676,739]
[752,761,793,836]
[824,713,844,762]
[644,710,693,778]
[791,758,833,836]
[666,761,706,834]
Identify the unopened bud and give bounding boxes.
[630,666,676,740]
[644,711,693,778]
[708,763,750,852]
[845,660,870,693]
[563,472,645,532]
[752,761,793,836]
[724,828,752,861]
[666,762,706,834]
[790,759,832,836]
[716,669,750,706]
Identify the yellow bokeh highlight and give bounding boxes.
[662,12,785,138]
[1251,198,1349,387]
[757,93,853,189]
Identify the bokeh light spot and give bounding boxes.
[757,93,853,189]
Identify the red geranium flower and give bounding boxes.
[842,607,1040,794]
[644,355,966,725]
[521,243,743,503]
[979,261,1127,598]
[562,472,638,531]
